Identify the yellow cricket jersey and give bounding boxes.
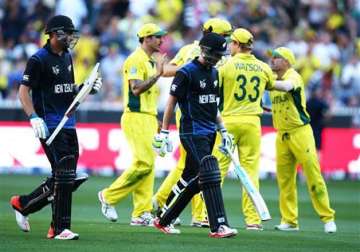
[122,47,159,116]
[218,53,275,116]
[270,68,310,131]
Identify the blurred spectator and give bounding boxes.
[100,43,125,101]
[307,85,331,158]
[0,0,358,119]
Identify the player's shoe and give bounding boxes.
[10,195,30,232]
[274,223,299,231]
[246,224,263,231]
[324,221,337,233]
[130,212,154,226]
[54,229,79,240]
[172,217,181,226]
[209,225,238,238]
[190,218,209,228]
[98,191,118,222]
[47,223,55,239]
[153,217,181,234]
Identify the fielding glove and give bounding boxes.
[153,129,173,157]
[29,113,49,139]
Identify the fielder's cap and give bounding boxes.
[199,32,227,54]
[269,47,296,65]
[231,28,253,44]
[203,18,232,36]
[137,23,167,38]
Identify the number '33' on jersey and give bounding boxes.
[218,53,275,116]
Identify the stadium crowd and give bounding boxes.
[0,0,359,124]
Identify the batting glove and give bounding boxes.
[153,129,173,157]
[218,128,234,156]
[29,113,49,139]
[91,77,102,94]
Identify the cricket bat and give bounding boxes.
[46,62,100,146]
[225,146,271,221]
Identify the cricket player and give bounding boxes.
[269,47,337,233]
[153,32,237,238]
[213,28,276,230]
[11,15,102,240]
[153,18,232,227]
[98,23,167,226]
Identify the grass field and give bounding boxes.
[0,175,359,252]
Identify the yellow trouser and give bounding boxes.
[154,110,206,221]
[213,115,262,225]
[276,124,335,226]
[103,112,158,218]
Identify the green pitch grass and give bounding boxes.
[0,175,359,252]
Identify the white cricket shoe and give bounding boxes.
[10,196,30,232]
[14,209,30,232]
[246,224,263,231]
[324,221,337,233]
[209,225,238,238]
[98,191,118,222]
[130,212,154,226]
[191,217,209,228]
[54,229,79,240]
[274,223,299,231]
[153,217,181,234]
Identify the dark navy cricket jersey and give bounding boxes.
[170,59,219,136]
[21,40,76,129]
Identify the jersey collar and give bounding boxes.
[136,47,151,61]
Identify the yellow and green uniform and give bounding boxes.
[213,53,275,225]
[103,47,159,218]
[154,41,207,222]
[270,68,335,227]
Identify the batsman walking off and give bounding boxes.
[153,18,233,227]
[269,47,337,233]
[152,32,237,238]
[11,15,102,240]
[98,23,167,226]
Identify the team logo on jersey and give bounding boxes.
[213,80,218,88]
[23,75,29,81]
[52,65,60,75]
[199,79,206,89]
[68,65,72,72]
[171,84,177,92]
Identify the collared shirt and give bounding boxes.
[170,59,219,136]
[122,47,159,116]
[21,40,76,129]
[270,68,310,131]
[218,53,275,116]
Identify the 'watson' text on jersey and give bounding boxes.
[21,40,76,128]
[170,59,219,136]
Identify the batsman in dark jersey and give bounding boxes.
[10,15,102,240]
[152,33,237,238]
